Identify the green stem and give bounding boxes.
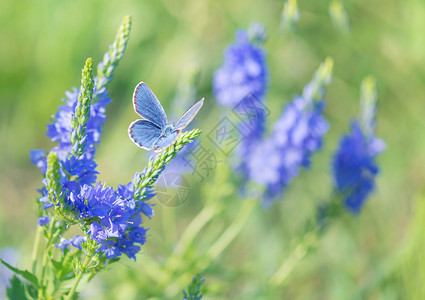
[269,229,319,286]
[198,199,257,269]
[156,161,230,289]
[31,225,43,273]
[269,192,343,287]
[162,206,177,247]
[174,204,218,255]
[157,204,219,288]
[163,199,257,296]
[65,254,91,300]
[37,218,56,300]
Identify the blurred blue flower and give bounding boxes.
[55,235,87,250]
[37,216,50,226]
[30,149,47,174]
[332,76,385,213]
[248,95,329,205]
[234,93,268,176]
[246,59,333,206]
[213,26,268,108]
[332,121,385,213]
[213,24,269,175]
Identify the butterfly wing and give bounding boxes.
[175,98,204,130]
[153,129,181,152]
[128,119,162,150]
[133,82,168,128]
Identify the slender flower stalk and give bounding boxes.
[96,15,132,93]
[156,162,232,290]
[45,152,62,206]
[133,129,202,204]
[196,199,257,270]
[71,58,95,157]
[64,255,91,300]
[359,76,378,138]
[332,76,385,213]
[269,192,343,286]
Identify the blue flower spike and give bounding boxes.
[213,25,268,108]
[213,24,269,175]
[30,14,202,262]
[247,58,333,206]
[332,76,385,213]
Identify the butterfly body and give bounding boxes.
[129,82,204,152]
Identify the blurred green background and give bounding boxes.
[2,0,425,299]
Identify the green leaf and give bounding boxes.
[6,275,28,300]
[1,259,39,288]
[51,255,76,281]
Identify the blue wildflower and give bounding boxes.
[213,24,269,175]
[33,82,110,187]
[32,73,148,259]
[37,216,50,226]
[94,213,149,260]
[234,93,268,176]
[55,237,71,249]
[29,16,159,262]
[248,95,329,204]
[55,235,87,250]
[247,59,333,206]
[71,235,86,249]
[47,84,110,156]
[332,122,384,213]
[213,25,268,107]
[332,76,385,213]
[30,149,47,174]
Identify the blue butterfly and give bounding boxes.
[129,82,204,152]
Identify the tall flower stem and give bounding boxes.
[31,225,43,273]
[163,198,258,297]
[197,198,257,269]
[65,254,92,300]
[37,217,56,299]
[269,227,319,286]
[162,206,178,246]
[269,193,343,287]
[156,162,231,289]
